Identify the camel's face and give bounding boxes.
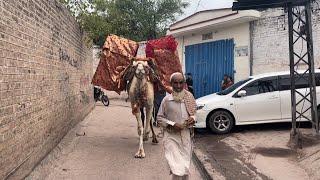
[132,61,148,78]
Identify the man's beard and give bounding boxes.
[172,90,185,102]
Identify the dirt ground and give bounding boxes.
[195,122,320,180]
[108,91,320,180]
[27,100,202,180]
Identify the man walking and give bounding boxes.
[157,72,196,180]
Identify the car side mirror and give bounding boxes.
[237,90,247,97]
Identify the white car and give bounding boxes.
[195,70,320,134]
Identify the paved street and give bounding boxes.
[27,100,202,180]
[194,123,317,180]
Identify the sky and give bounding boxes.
[178,0,234,20]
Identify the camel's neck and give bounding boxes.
[134,74,147,88]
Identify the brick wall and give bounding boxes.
[251,1,320,74]
[0,0,95,179]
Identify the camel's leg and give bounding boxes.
[134,111,145,158]
[144,105,153,141]
[143,83,154,141]
[150,116,159,144]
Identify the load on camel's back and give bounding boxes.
[92,35,183,158]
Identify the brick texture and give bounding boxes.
[0,0,95,179]
[251,1,320,74]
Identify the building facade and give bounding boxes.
[251,5,320,74]
[168,8,260,98]
[169,2,320,98]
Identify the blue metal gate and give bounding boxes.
[185,39,234,98]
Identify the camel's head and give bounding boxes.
[132,60,150,79]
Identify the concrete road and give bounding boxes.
[28,101,202,180]
[195,123,314,180]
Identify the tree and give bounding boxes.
[60,0,189,46]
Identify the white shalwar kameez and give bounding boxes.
[157,94,194,178]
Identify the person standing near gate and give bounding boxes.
[185,73,194,97]
[157,72,196,180]
[221,74,233,90]
[153,86,166,126]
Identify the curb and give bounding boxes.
[193,151,213,180]
[193,148,226,180]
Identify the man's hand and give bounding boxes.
[173,123,184,131]
[187,117,195,126]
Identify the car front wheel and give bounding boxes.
[207,110,234,134]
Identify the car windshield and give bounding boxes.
[217,78,252,95]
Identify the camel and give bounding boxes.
[123,58,159,158]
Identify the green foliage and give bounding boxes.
[60,0,189,47]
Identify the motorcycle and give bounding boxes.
[94,86,110,106]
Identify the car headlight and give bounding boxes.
[196,104,205,110]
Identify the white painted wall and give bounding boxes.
[175,22,250,82]
[251,1,320,75]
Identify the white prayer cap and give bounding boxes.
[170,72,183,82]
